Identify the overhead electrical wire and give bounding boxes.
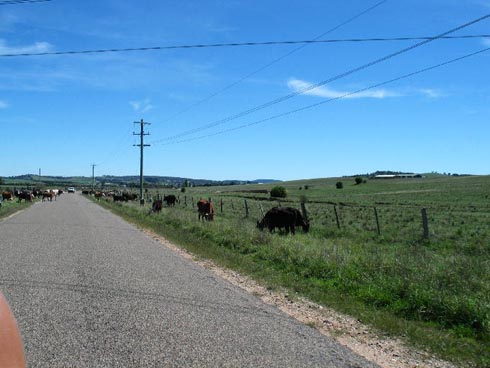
[149,12,490,144]
[0,34,488,58]
[153,46,490,147]
[0,0,50,5]
[160,0,390,123]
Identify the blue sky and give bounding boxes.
[1,0,489,181]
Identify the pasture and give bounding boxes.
[91,174,490,367]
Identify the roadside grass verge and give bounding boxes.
[93,197,489,367]
[0,200,32,220]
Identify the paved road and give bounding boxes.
[0,193,378,367]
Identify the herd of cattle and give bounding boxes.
[2,188,310,235]
[83,190,310,235]
[82,190,310,234]
[1,189,63,203]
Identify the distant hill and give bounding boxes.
[2,174,281,188]
[249,179,281,184]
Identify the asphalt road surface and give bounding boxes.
[0,193,378,367]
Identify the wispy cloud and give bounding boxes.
[0,39,53,55]
[129,99,154,113]
[287,78,399,99]
[0,100,8,109]
[417,88,444,98]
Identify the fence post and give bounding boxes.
[184,196,187,207]
[300,201,309,221]
[334,205,341,229]
[244,199,249,218]
[220,198,223,213]
[374,207,381,235]
[421,208,429,239]
[231,199,234,210]
[192,197,194,208]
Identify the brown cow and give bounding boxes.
[42,190,56,202]
[2,191,13,201]
[197,199,214,221]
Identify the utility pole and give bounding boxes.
[91,164,97,191]
[133,119,150,205]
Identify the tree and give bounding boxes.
[336,181,343,189]
[355,177,363,185]
[270,186,287,198]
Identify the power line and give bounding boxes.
[150,12,490,144]
[1,35,488,58]
[161,0,390,123]
[0,0,51,5]
[154,46,490,147]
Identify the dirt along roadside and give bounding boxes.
[142,228,457,368]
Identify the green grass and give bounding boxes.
[91,174,490,367]
[0,199,32,220]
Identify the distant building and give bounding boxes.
[374,173,422,179]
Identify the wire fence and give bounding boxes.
[150,194,490,244]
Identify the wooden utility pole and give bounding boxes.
[91,164,97,191]
[133,119,150,205]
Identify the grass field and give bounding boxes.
[86,175,490,366]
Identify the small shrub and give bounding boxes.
[180,187,186,193]
[336,182,343,189]
[270,186,287,198]
[355,177,363,185]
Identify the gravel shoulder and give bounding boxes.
[141,228,458,368]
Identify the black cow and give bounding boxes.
[257,207,310,235]
[16,190,34,203]
[163,195,177,207]
[122,192,138,201]
[113,194,127,202]
[150,199,163,214]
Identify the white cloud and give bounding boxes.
[0,100,8,109]
[417,88,444,98]
[287,78,399,100]
[0,39,53,55]
[129,99,154,113]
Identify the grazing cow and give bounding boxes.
[163,195,177,207]
[122,192,138,201]
[150,199,163,214]
[113,194,127,202]
[2,191,13,201]
[94,191,104,200]
[257,207,310,235]
[197,199,214,221]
